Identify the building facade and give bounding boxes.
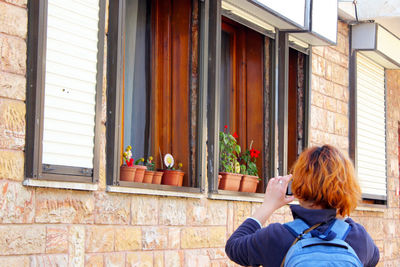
[0,0,399,266]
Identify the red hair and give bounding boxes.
[291,145,361,216]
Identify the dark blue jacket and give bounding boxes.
[225,205,379,267]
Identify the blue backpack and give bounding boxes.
[281,218,363,267]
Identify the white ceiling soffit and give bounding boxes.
[352,22,400,69]
[221,0,307,32]
[338,0,400,38]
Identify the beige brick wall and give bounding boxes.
[0,1,399,265]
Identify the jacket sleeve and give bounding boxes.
[345,218,380,267]
[225,219,292,266]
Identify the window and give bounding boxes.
[351,53,387,201]
[219,17,267,192]
[207,2,310,196]
[107,0,201,189]
[25,0,105,183]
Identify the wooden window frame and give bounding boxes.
[25,0,106,183]
[349,50,388,204]
[106,0,205,193]
[207,1,311,197]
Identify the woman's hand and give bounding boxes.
[251,175,295,226]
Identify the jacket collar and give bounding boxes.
[290,204,336,227]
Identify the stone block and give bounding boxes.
[69,225,85,267]
[115,226,141,251]
[336,100,348,116]
[323,95,337,112]
[311,89,323,108]
[0,225,45,255]
[334,83,348,102]
[142,227,168,250]
[159,197,187,225]
[46,226,68,253]
[168,227,181,249]
[0,35,26,74]
[0,71,25,100]
[337,21,349,38]
[325,60,332,81]
[332,64,348,87]
[131,195,158,225]
[181,227,226,249]
[233,201,252,230]
[165,250,184,267]
[310,106,327,131]
[312,54,325,77]
[187,198,227,225]
[126,252,153,267]
[85,254,103,267]
[0,149,24,181]
[184,249,211,267]
[0,98,25,149]
[104,253,125,267]
[30,254,68,267]
[207,248,227,260]
[35,188,94,223]
[154,251,164,267]
[4,0,27,7]
[85,226,114,253]
[95,192,130,225]
[0,180,34,223]
[0,2,27,38]
[334,114,348,136]
[336,33,348,55]
[312,46,324,57]
[0,256,29,266]
[325,47,341,65]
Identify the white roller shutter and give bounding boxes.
[42,0,101,169]
[356,53,387,198]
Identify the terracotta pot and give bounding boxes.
[239,175,260,193]
[133,165,147,183]
[218,174,222,187]
[119,165,136,182]
[218,172,242,191]
[152,171,163,184]
[143,170,155,183]
[162,170,184,186]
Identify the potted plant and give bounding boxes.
[239,141,261,193]
[143,156,155,183]
[133,157,147,183]
[218,126,242,191]
[162,154,184,186]
[120,145,136,182]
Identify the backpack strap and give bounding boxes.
[329,219,351,240]
[280,219,322,267]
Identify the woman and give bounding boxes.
[225,145,379,266]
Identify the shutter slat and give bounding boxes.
[356,54,387,197]
[43,0,100,169]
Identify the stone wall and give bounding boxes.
[0,1,399,266]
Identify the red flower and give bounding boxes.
[250,148,260,158]
[224,125,228,129]
[126,158,134,167]
[232,132,238,139]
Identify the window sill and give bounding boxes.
[355,203,386,213]
[23,178,98,191]
[208,190,265,202]
[107,183,203,198]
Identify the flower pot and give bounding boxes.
[152,171,163,184]
[119,165,136,182]
[162,170,184,186]
[143,170,154,183]
[239,175,259,193]
[218,174,222,187]
[218,172,242,191]
[133,165,147,182]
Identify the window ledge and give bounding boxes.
[106,185,204,199]
[355,204,386,213]
[208,191,264,202]
[23,178,98,191]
